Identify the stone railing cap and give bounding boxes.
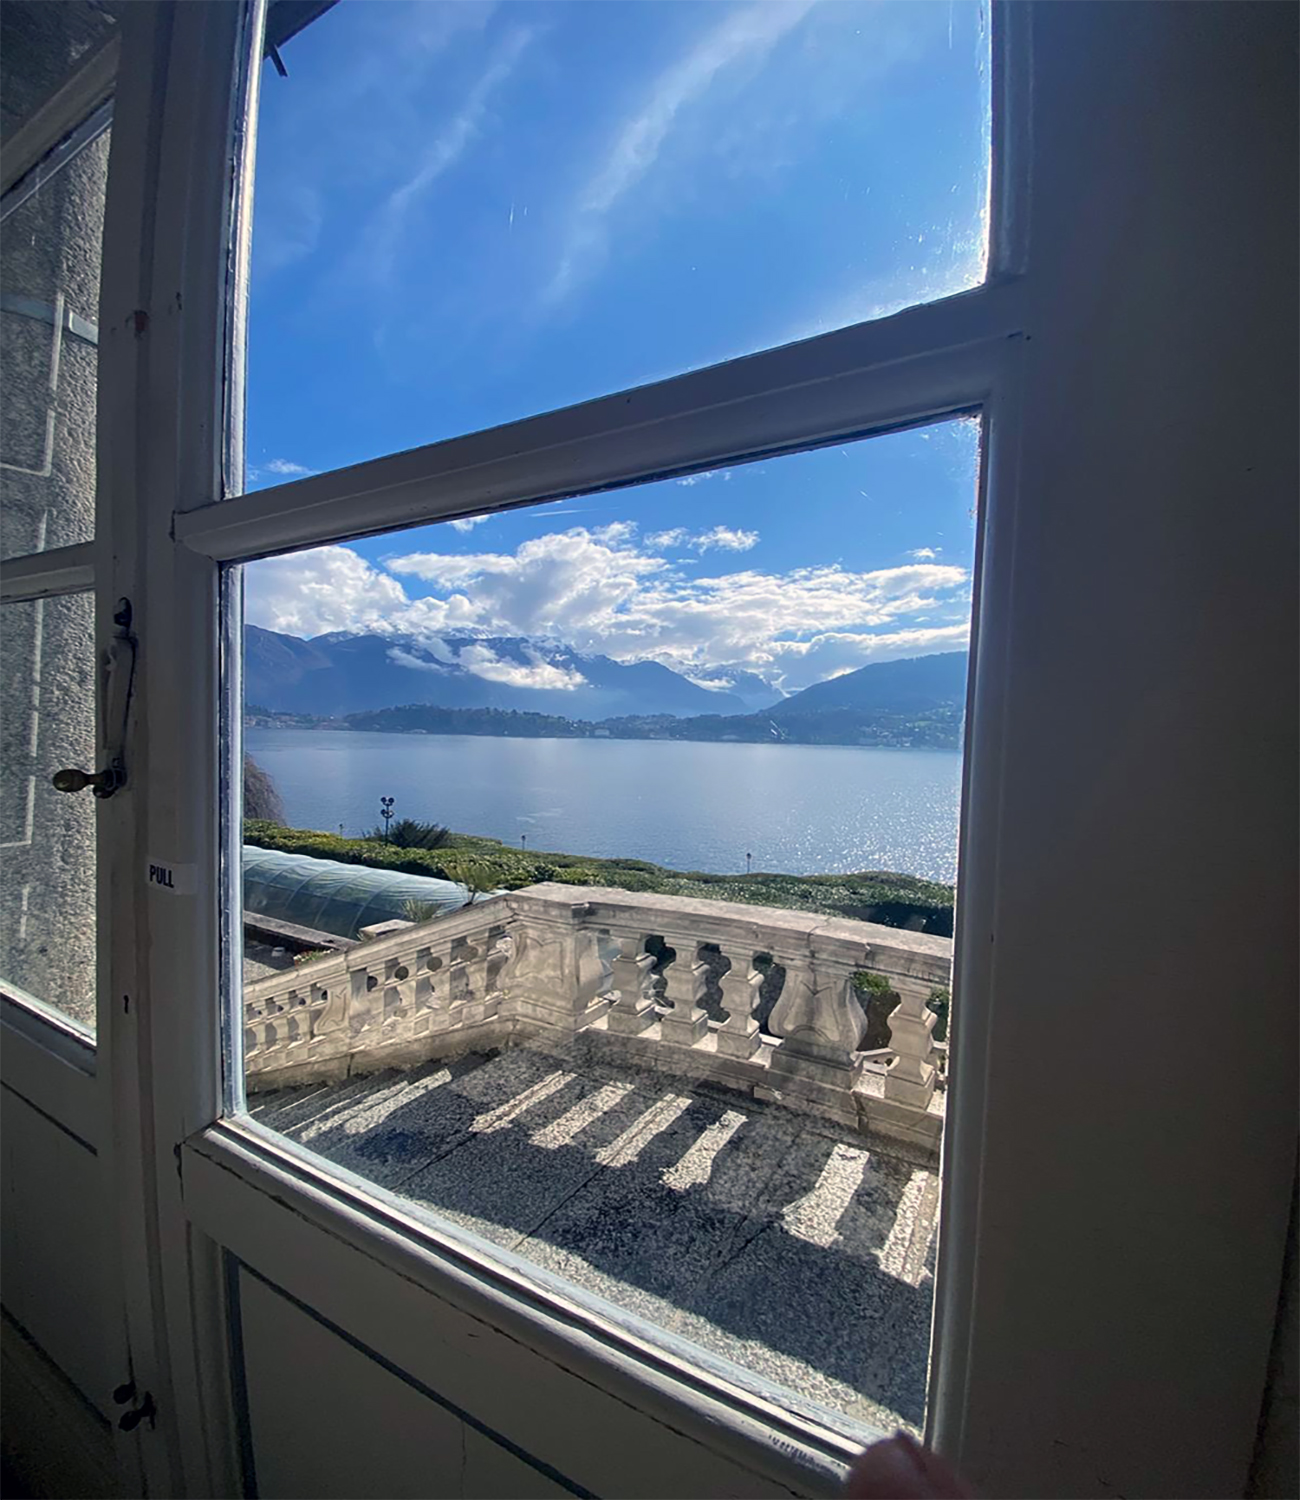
[243,882,952,1009]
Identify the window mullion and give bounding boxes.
[177,284,1024,565]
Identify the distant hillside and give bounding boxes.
[773,652,969,717]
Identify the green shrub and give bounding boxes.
[242,820,955,933]
[926,986,951,1044]
[366,817,451,850]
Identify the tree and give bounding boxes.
[244,756,284,823]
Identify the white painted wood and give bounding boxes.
[927,5,1299,1498]
[0,1088,113,1418]
[185,1129,831,1498]
[175,303,1015,562]
[92,3,255,1493]
[0,542,95,602]
[238,1271,573,1500]
[1,1311,121,1499]
[0,992,98,1149]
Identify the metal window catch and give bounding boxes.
[117,1390,156,1432]
[53,597,137,800]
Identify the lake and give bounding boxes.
[245,729,964,884]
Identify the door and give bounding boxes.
[5,4,1295,1498]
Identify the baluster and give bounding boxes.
[459,938,499,1026]
[282,985,305,1047]
[310,976,345,1042]
[659,940,709,1046]
[483,930,513,1013]
[420,948,453,1034]
[605,932,657,1035]
[446,939,474,1021]
[348,964,384,1042]
[881,976,938,1110]
[381,954,415,1032]
[766,947,867,1121]
[715,947,764,1059]
[411,945,435,1015]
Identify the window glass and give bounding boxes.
[242,0,990,484]
[237,418,977,1436]
[0,592,97,1033]
[0,1,113,560]
[0,0,116,140]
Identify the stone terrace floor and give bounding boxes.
[249,1044,939,1435]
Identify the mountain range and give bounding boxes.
[245,625,967,723]
[245,627,757,719]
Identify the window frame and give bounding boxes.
[12,0,1028,1490]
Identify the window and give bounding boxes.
[181,0,1006,1456]
[1,0,115,1033]
[237,419,979,1435]
[244,0,991,473]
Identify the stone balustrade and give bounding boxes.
[243,883,952,1158]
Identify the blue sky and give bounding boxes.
[244,0,988,693]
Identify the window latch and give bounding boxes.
[53,597,137,800]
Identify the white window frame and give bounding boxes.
[5,3,1294,1497]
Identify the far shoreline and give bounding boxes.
[245,721,964,755]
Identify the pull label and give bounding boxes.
[146,860,197,895]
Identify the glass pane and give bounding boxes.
[0,592,97,1032]
[0,2,117,139]
[237,418,977,1436]
[1,2,114,560]
[242,0,989,483]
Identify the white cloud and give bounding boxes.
[643,526,758,553]
[546,0,815,302]
[387,646,449,673]
[245,545,470,639]
[247,457,316,487]
[645,528,688,549]
[247,526,970,691]
[367,26,535,281]
[590,521,639,546]
[382,527,967,683]
[906,546,940,561]
[455,644,586,691]
[450,515,492,533]
[693,526,758,553]
[253,184,323,275]
[388,637,584,690]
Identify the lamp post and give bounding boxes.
[379,795,394,842]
